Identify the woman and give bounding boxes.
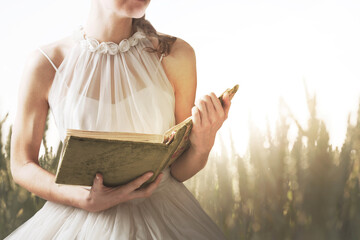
[6,0,232,239]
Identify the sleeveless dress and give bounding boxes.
[5,25,226,240]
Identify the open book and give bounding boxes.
[55,84,239,188]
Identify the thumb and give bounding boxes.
[93,173,103,187]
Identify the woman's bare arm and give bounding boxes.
[10,48,86,207]
[162,38,232,182]
[10,46,163,212]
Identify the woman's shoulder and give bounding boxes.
[150,32,195,71]
[148,32,195,62]
[150,32,196,93]
[22,36,74,100]
[35,35,75,71]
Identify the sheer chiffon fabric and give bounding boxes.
[49,26,176,142]
[5,25,226,239]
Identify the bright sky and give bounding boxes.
[1,0,360,155]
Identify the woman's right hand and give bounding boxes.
[81,172,163,213]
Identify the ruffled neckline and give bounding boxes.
[72,25,146,55]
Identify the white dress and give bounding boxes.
[5,25,226,240]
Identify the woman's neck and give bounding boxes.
[83,1,133,44]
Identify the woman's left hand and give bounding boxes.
[189,91,232,155]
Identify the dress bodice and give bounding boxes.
[48,25,176,142]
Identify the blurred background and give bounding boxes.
[1,0,360,239]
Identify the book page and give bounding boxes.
[66,129,163,143]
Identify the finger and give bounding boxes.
[91,173,103,192]
[209,92,224,118]
[123,172,154,193]
[95,173,103,186]
[130,173,163,199]
[204,95,217,123]
[196,98,209,127]
[192,106,201,127]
